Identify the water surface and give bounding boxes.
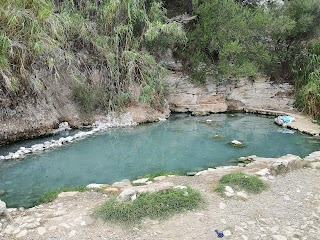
[0,113,319,207]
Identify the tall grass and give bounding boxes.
[295,39,320,119]
[0,0,186,112]
[95,187,203,225]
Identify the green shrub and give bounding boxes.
[183,0,270,83]
[215,172,268,194]
[95,187,203,225]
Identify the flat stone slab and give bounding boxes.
[57,192,78,198]
[117,182,174,201]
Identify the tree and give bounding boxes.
[184,0,270,83]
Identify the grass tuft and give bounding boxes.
[215,172,268,194]
[94,187,203,225]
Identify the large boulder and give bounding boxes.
[269,154,302,176]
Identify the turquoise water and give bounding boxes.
[0,113,319,207]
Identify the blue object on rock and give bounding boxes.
[214,229,224,238]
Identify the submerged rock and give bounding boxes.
[229,140,245,148]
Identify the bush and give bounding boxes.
[94,187,203,225]
[215,172,268,194]
[183,0,270,83]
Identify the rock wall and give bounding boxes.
[165,71,295,114]
[0,71,169,146]
[0,68,295,145]
[0,71,83,146]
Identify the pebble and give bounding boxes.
[4,225,14,234]
[242,235,248,240]
[221,219,227,224]
[224,192,234,197]
[225,186,234,194]
[255,168,270,176]
[49,226,57,231]
[271,225,280,233]
[13,227,21,234]
[60,223,71,229]
[272,235,287,240]
[283,195,290,201]
[37,227,46,235]
[16,230,28,238]
[219,202,227,209]
[68,230,77,237]
[235,226,245,232]
[54,209,67,216]
[223,229,232,236]
[237,191,248,200]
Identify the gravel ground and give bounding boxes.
[1,168,319,240]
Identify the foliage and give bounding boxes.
[184,0,271,83]
[94,187,203,225]
[294,39,320,118]
[215,172,268,194]
[267,0,320,81]
[0,0,186,112]
[35,186,89,204]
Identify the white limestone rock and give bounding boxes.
[132,178,149,185]
[117,182,174,202]
[219,202,227,209]
[237,191,248,200]
[304,151,320,161]
[153,176,167,181]
[57,192,78,198]
[231,140,243,146]
[270,154,302,175]
[37,227,46,235]
[255,168,270,176]
[273,235,287,240]
[16,229,28,238]
[225,186,234,194]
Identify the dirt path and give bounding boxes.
[1,166,319,240]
